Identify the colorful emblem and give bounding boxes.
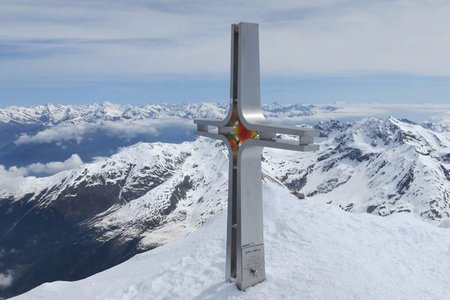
[228,121,258,151]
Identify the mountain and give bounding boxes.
[1,115,449,298]
[266,117,450,225]
[0,102,328,168]
[12,183,450,300]
[0,139,229,298]
[0,102,326,126]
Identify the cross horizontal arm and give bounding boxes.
[195,119,318,137]
[194,119,234,136]
[248,122,319,137]
[243,138,319,152]
[194,119,223,129]
[195,121,318,150]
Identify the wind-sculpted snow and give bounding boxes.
[13,184,450,300]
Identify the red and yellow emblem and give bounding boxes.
[228,121,258,152]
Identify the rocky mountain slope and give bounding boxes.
[266,117,450,225]
[1,116,449,298]
[0,139,229,298]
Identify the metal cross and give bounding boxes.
[194,22,319,290]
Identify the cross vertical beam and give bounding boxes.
[233,23,265,290]
[194,22,319,291]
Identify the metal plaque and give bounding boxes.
[238,244,265,290]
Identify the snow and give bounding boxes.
[263,117,450,225]
[14,183,450,300]
[0,102,313,125]
[86,139,230,247]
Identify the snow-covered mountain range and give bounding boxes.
[1,103,449,298]
[272,117,450,225]
[0,102,330,125]
[0,102,331,168]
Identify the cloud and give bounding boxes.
[15,118,194,145]
[0,270,13,289]
[16,124,92,145]
[285,103,450,123]
[1,0,450,86]
[100,118,193,141]
[8,154,84,177]
[0,155,84,192]
[0,165,26,193]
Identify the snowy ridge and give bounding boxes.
[87,139,231,246]
[0,139,231,248]
[0,102,322,125]
[14,183,450,300]
[266,116,450,225]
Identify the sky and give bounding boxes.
[1,0,450,107]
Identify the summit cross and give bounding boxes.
[194,22,319,290]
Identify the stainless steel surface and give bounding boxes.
[238,244,265,290]
[194,22,319,291]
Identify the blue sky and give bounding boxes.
[1,0,450,107]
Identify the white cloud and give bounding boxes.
[0,0,450,84]
[0,155,84,192]
[101,118,193,140]
[8,154,84,176]
[15,119,194,145]
[0,270,13,289]
[16,124,92,145]
[0,165,26,192]
[99,119,159,140]
[290,103,450,123]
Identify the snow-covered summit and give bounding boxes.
[14,183,450,300]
